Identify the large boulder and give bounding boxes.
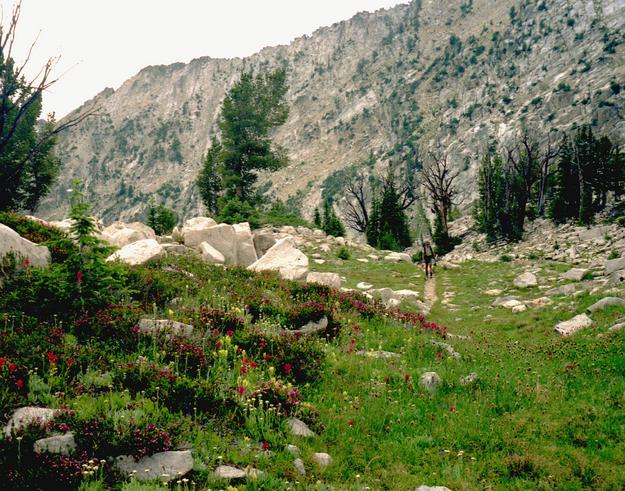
[200,242,225,264]
[605,257,625,275]
[180,217,218,248]
[106,239,164,266]
[306,272,341,289]
[4,407,58,436]
[200,223,238,265]
[114,450,193,482]
[587,297,625,313]
[233,222,258,267]
[248,238,308,281]
[606,269,625,287]
[137,319,194,338]
[287,417,315,437]
[0,224,51,268]
[34,433,76,456]
[560,268,588,282]
[554,314,592,336]
[252,229,277,258]
[384,252,412,263]
[513,272,537,288]
[101,221,156,247]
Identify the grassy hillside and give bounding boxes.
[1,217,625,490]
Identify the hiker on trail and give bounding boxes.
[422,239,436,279]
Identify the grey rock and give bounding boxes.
[4,407,57,437]
[606,269,625,287]
[213,465,263,480]
[233,222,258,267]
[286,444,301,455]
[106,239,164,266]
[415,486,452,491]
[293,458,306,475]
[114,450,193,482]
[546,284,577,297]
[357,282,373,290]
[0,224,51,269]
[554,314,593,336]
[306,272,341,289]
[356,350,400,359]
[587,297,625,313]
[252,230,277,258]
[137,319,194,338]
[420,372,441,394]
[34,433,76,456]
[180,217,218,248]
[201,224,238,265]
[605,257,625,275]
[460,373,478,386]
[560,268,588,282]
[248,238,309,281]
[287,417,314,437]
[513,272,537,288]
[200,241,225,264]
[609,322,625,332]
[293,316,328,336]
[312,452,332,467]
[384,252,412,263]
[101,221,156,247]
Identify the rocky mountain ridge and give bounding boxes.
[40,0,625,224]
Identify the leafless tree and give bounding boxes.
[422,142,460,235]
[0,1,98,152]
[505,128,559,216]
[342,172,369,233]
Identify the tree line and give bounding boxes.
[475,126,625,242]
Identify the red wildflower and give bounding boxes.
[258,340,266,348]
[237,386,245,396]
[15,379,24,389]
[240,365,248,374]
[404,373,411,382]
[347,420,353,427]
[66,358,74,367]
[226,330,234,337]
[0,357,6,368]
[146,276,153,285]
[76,271,83,284]
[449,405,456,412]
[283,363,292,375]
[384,376,390,384]
[216,340,222,349]
[437,351,443,361]
[47,352,57,366]
[22,257,30,267]
[8,362,16,372]
[261,441,270,451]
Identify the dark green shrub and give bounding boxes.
[337,246,351,260]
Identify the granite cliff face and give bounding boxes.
[40,0,625,223]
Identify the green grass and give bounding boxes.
[2,217,625,489]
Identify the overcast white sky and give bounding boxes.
[5,0,406,118]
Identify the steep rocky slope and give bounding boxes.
[40,0,625,223]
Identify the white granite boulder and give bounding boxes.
[200,223,237,265]
[554,314,592,336]
[4,407,57,436]
[587,297,625,313]
[101,221,156,247]
[106,239,164,266]
[306,272,341,289]
[560,268,588,282]
[0,224,51,268]
[384,252,412,263]
[513,272,537,288]
[180,217,218,248]
[252,230,277,258]
[114,450,193,482]
[137,319,194,338]
[34,433,76,456]
[287,417,314,437]
[248,238,308,281]
[312,452,333,467]
[233,222,258,267]
[200,241,225,264]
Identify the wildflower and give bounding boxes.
[258,340,266,348]
[404,373,410,382]
[146,276,153,285]
[15,379,24,389]
[237,386,245,396]
[437,351,443,361]
[0,357,6,368]
[449,405,456,412]
[347,420,353,427]
[260,441,270,451]
[47,352,57,366]
[9,362,16,372]
[66,358,74,367]
[283,363,292,375]
[76,270,83,284]
[226,329,234,337]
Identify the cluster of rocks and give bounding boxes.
[445,216,625,270]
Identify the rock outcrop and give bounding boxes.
[106,239,165,266]
[248,238,309,281]
[0,224,51,268]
